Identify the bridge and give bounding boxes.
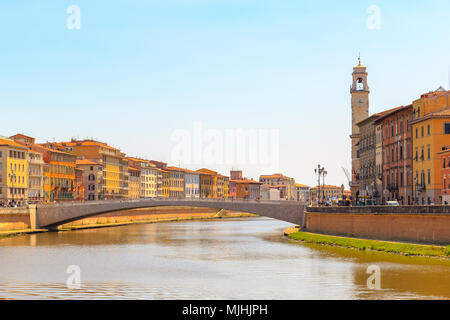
[32,199,306,230]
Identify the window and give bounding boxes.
[427,124,430,135]
[445,123,450,134]
[428,145,430,160]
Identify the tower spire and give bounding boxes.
[358,53,361,67]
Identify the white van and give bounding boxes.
[386,201,399,206]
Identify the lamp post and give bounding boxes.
[314,165,326,206]
[322,169,327,204]
[9,170,16,207]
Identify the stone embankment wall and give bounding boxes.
[0,208,31,231]
[305,206,450,245]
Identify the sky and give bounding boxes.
[1,0,450,187]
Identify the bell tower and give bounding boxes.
[350,56,370,200]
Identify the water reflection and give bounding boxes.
[0,218,449,300]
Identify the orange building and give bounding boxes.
[411,107,450,204]
[34,144,77,203]
[439,148,450,204]
[233,179,262,200]
[75,167,85,201]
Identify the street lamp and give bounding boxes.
[314,165,326,206]
[9,170,16,207]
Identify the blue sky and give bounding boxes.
[1,1,450,186]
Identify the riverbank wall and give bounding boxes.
[305,206,450,245]
[0,208,31,231]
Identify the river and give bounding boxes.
[0,217,449,300]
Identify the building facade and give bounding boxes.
[197,168,217,198]
[259,174,296,200]
[76,159,103,201]
[234,179,262,200]
[376,105,413,205]
[260,184,281,201]
[295,183,310,202]
[57,139,126,200]
[0,138,29,206]
[183,169,200,199]
[411,107,450,204]
[438,148,450,205]
[216,175,229,199]
[128,166,141,199]
[27,150,45,204]
[36,144,77,202]
[439,148,450,204]
[310,185,345,205]
[166,167,185,198]
[356,113,384,202]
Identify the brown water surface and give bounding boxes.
[0,217,448,299]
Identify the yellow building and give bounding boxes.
[57,139,126,200]
[166,166,185,198]
[127,158,158,198]
[128,166,140,199]
[161,169,170,198]
[0,138,29,206]
[310,185,345,205]
[216,175,229,199]
[410,107,450,204]
[412,87,450,121]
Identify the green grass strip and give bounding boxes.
[288,231,450,258]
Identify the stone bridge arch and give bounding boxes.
[34,199,306,230]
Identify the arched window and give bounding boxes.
[356,78,364,90]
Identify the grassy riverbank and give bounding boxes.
[286,228,450,258]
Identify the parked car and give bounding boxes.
[386,201,399,206]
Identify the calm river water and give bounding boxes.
[0,217,449,300]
